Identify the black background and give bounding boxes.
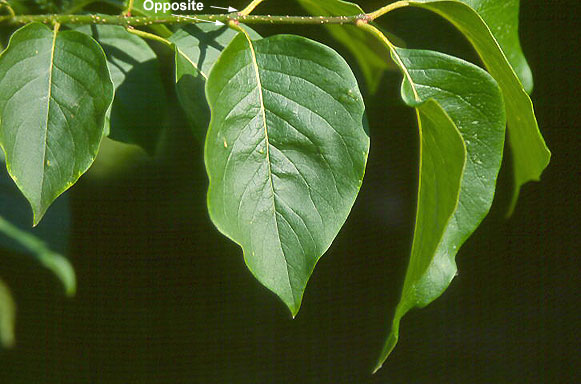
[0,0,578,382]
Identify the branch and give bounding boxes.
[0,14,366,27]
[0,1,410,27]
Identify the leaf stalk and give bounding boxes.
[239,0,267,17]
[125,26,172,47]
[0,0,15,18]
[124,0,135,16]
[367,1,409,21]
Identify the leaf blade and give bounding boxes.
[375,47,506,371]
[75,24,167,154]
[205,32,369,315]
[405,0,550,213]
[0,23,114,224]
[457,0,532,92]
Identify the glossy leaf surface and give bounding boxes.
[375,48,506,371]
[0,23,114,224]
[405,0,550,212]
[75,24,167,154]
[205,32,369,316]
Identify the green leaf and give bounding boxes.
[0,278,16,349]
[0,151,75,296]
[0,215,76,296]
[296,0,394,93]
[0,23,114,225]
[170,24,261,141]
[374,48,506,371]
[75,24,167,154]
[404,0,550,213]
[205,32,369,316]
[459,0,532,92]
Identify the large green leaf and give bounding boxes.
[0,151,75,296]
[0,278,15,348]
[170,25,260,140]
[0,23,114,225]
[374,47,506,371]
[75,24,167,154]
[403,0,550,213]
[205,32,369,316]
[296,0,393,93]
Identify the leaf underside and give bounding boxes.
[205,32,369,316]
[406,0,550,213]
[458,0,533,92]
[375,47,506,371]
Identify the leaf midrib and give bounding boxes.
[240,30,295,304]
[40,24,59,207]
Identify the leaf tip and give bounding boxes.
[372,328,399,374]
[505,190,519,219]
[41,252,77,297]
[287,299,301,319]
[28,195,50,227]
[31,209,46,228]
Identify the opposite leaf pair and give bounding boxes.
[0,21,371,319]
[0,0,550,371]
[300,0,549,370]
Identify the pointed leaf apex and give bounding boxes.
[290,304,300,319]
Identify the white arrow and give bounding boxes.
[172,14,225,26]
[209,5,238,12]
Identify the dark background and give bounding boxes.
[0,0,578,382]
